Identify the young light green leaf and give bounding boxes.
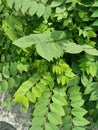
[14,96,29,109]
[32,87,42,98]
[26,91,36,103]
[14,73,41,97]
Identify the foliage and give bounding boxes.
[0,0,98,130]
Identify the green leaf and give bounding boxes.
[70,94,82,101]
[17,63,28,73]
[36,41,63,61]
[2,64,10,79]
[56,6,66,13]
[83,45,98,56]
[29,127,42,130]
[68,86,80,96]
[0,73,2,81]
[14,0,23,11]
[31,116,45,127]
[81,73,92,87]
[13,31,66,47]
[92,19,98,26]
[45,123,59,130]
[1,55,5,62]
[36,3,45,17]
[73,117,89,126]
[71,99,84,108]
[89,63,97,77]
[9,62,17,76]
[53,87,66,97]
[91,9,98,17]
[33,106,47,116]
[13,31,66,61]
[50,0,64,7]
[0,80,8,92]
[21,0,31,14]
[52,95,67,106]
[48,112,62,125]
[92,1,98,7]
[84,82,97,95]
[65,43,83,54]
[89,89,98,101]
[2,20,17,41]
[43,6,52,19]
[6,0,15,8]
[63,115,72,124]
[72,108,87,117]
[29,1,38,16]
[50,103,65,116]
[41,0,48,4]
[73,127,85,130]
[35,97,49,108]
[8,78,15,89]
[62,124,72,130]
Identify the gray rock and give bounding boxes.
[0,121,16,130]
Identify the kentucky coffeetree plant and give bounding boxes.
[0,0,98,130]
